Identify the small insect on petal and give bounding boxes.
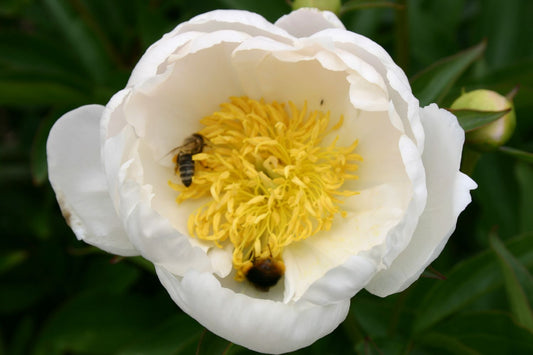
[167,134,205,187]
[245,257,286,291]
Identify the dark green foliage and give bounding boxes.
[1,0,532,354]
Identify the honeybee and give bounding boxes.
[167,133,205,187]
[245,257,285,291]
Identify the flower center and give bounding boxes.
[169,97,362,285]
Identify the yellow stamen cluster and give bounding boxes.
[169,97,362,281]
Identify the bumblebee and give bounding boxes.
[245,257,285,291]
[168,133,205,187]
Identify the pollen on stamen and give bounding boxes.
[168,96,362,288]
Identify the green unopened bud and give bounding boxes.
[451,89,516,152]
[292,0,342,14]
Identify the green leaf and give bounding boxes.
[0,282,47,315]
[217,0,290,22]
[134,1,174,51]
[413,233,533,333]
[490,234,533,331]
[415,333,479,355]
[0,250,28,276]
[0,330,4,355]
[354,337,405,355]
[9,316,34,355]
[0,80,88,106]
[82,258,141,295]
[33,291,175,355]
[117,314,204,355]
[477,0,532,69]
[31,111,62,185]
[473,153,521,238]
[195,329,234,355]
[0,33,88,78]
[450,108,510,132]
[349,293,413,339]
[297,329,359,355]
[418,312,533,354]
[340,0,403,15]
[408,0,466,72]
[41,0,113,84]
[126,255,156,274]
[411,41,486,106]
[0,0,27,16]
[499,146,533,164]
[0,162,31,184]
[516,163,533,232]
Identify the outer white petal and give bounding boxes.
[155,266,349,354]
[101,118,213,276]
[173,9,293,41]
[127,31,202,88]
[122,195,213,276]
[128,9,294,87]
[275,8,345,37]
[47,105,138,256]
[366,105,477,296]
[300,254,377,305]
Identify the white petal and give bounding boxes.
[284,134,426,302]
[128,10,293,87]
[124,32,249,159]
[275,8,345,37]
[155,266,349,354]
[123,196,212,276]
[299,254,377,305]
[366,105,476,296]
[232,37,352,117]
[282,100,425,300]
[316,28,425,153]
[377,135,427,268]
[101,90,217,276]
[105,134,212,276]
[47,105,138,256]
[347,73,389,111]
[326,46,388,93]
[234,33,389,112]
[208,244,234,278]
[127,31,202,88]
[173,9,293,42]
[101,88,130,139]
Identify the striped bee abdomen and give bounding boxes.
[178,153,195,187]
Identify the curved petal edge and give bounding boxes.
[47,105,139,256]
[365,104,476,297]
[156,266,350,354]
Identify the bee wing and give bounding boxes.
[159,146,182,166]
[159,139,201,166]
[180,139,201,153]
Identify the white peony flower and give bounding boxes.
[47,8,477,354]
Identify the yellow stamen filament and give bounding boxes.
[169,97,362,281]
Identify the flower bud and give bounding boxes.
[292,0,342,14]
[451,89,516,151]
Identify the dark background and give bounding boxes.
[1,0,532,354]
